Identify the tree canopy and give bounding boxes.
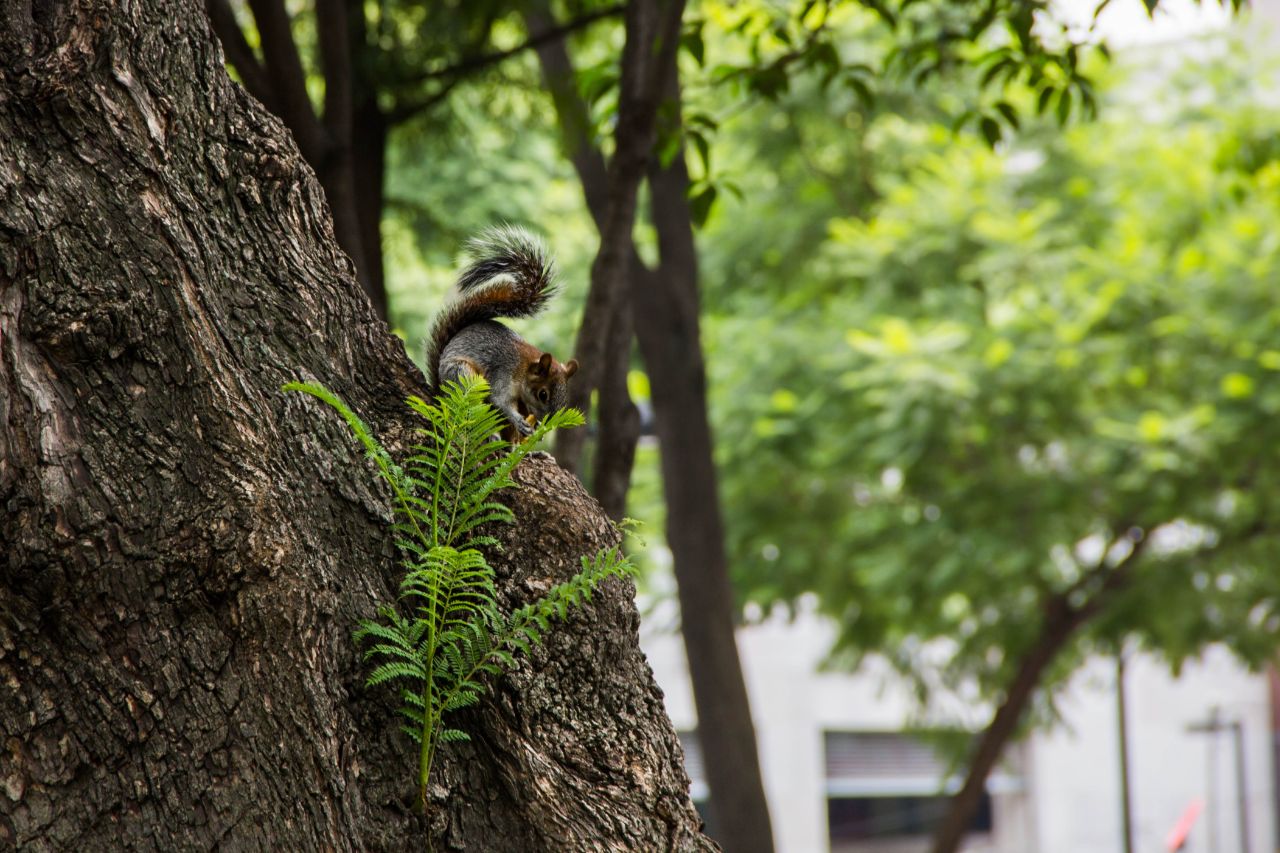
[710,38,1280,697]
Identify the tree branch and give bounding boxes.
[205,0,277,111]
[527,6,778,850]
[1071,526,1149,622]
[384,11,496,127]
[385,77,462,126]
[314,0,352,142]
[553,0,687,473]
[593,304,640,520]
[525,4,612,221]
[387,4,624,128]
[525,0,647,502]
[931,525,1150,853]
[409,3,624,87]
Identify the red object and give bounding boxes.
[1165,798,1205,851]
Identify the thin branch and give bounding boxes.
[1058,521,1141,600]
[410,3,624,87]
[1063,511,1275,621]
[385,77,463,126]
[205,0,277,110]
[1071,529,1149,623]
[385,4,624,128]
[384,12,495,126]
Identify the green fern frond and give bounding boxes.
[362,643,426,664]
[366,661,429,687]
[398,706,427,726]
[284,374,633,811]
[438,728,471,743]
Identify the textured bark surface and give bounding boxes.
[0,2,714,849]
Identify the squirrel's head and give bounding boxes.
[523,352,578,419]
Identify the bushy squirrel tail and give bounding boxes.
[425,226,558,387]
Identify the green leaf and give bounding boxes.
[690,184,719,228]
[994,101,1020,132]
[979,116,1002,148]
[681,24,705,66]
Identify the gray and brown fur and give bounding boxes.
[427,226,578,439]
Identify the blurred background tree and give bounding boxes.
[205,1,1276,851]
[704,29,1278,853]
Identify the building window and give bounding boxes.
[825,731,1011,853]
[827,793,993,848]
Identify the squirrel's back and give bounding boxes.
[425,226,558,388]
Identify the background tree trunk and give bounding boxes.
[0,3,713,850]
[635,154,776,853]
[528,9,777,852]
[930,536,1147,853]
[551,0,684,476]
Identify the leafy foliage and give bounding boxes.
[706,44,1280,716]
[283,377,636,807]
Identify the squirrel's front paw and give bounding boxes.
[514,417,536,437]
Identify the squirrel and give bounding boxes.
[425,226,578,440]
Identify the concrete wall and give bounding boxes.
[1028,648,1274,853]
[641,608,1274,853]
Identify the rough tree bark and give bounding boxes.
[528,9,777,852]
[206,0,381,317]
[0,2,715,850]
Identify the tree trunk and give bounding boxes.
[636,153,777,853]
[350,96,387,321]
[928,605,1073,853]
[551,0,685,475]
[0,4,713,850]
[593,305,641,521]
[930,537,1145,853]
[527,12,777,851]
[206,0,388,319]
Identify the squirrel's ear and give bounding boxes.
[533,352,553,375]
[563,359,578,378]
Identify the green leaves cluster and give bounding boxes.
[701,43,1280,711]
[283,377,635,808]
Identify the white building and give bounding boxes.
[642,610,1276,853]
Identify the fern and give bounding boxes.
[283,376,636,810]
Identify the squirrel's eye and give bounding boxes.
[538,389,549,403]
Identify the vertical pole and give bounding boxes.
[1233,720,1252,853]
[1116,652,1135,853]
[1208,706,1220,853]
